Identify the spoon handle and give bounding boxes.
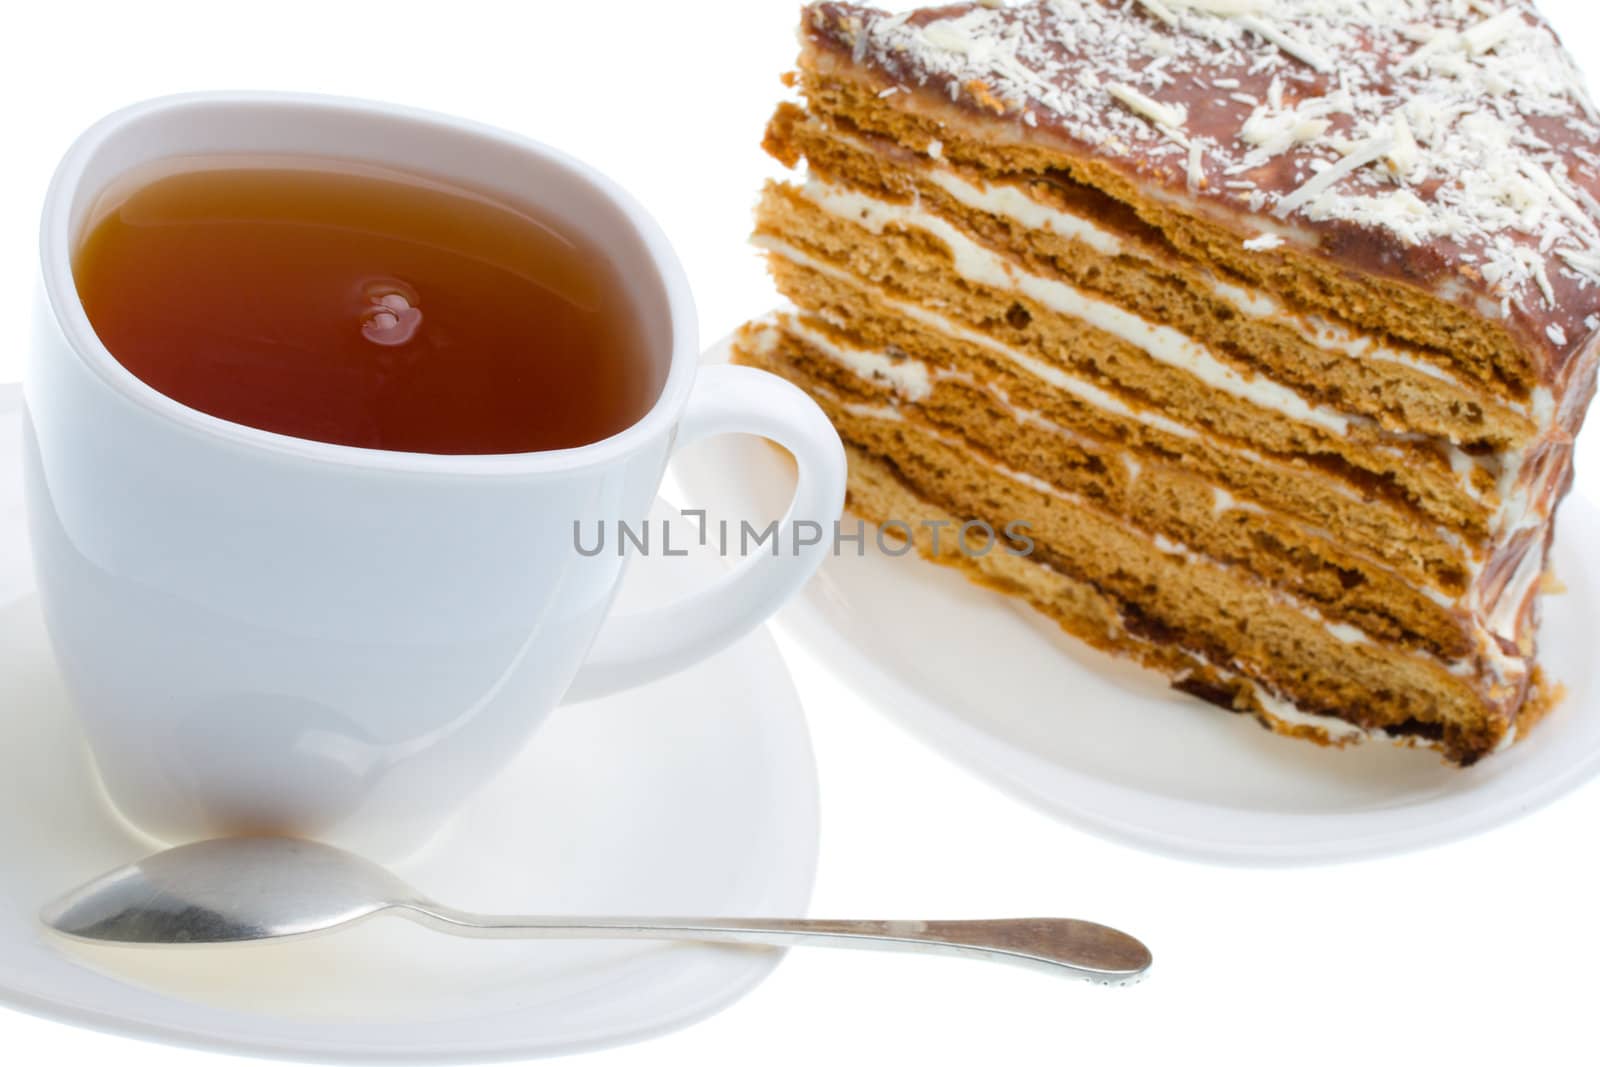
[402,907,1151,983]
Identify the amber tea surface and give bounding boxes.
[75,158,658,454]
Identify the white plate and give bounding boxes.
[675,334,1600,866]
[0,383,819,1062]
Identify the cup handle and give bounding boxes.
[562,364,846,703]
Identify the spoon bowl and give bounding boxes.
[44,837,415,945]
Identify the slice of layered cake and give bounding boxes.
[733,0,1600,764]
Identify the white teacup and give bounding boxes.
[25,92,845,857]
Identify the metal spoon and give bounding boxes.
[41,837,1152,984]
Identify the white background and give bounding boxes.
[6,1,1600,1064]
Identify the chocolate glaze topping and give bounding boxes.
[805,0,1600,386]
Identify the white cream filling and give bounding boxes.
[923,166,1125,256]
[1324,621,1370,645]
[929,160,1557,443]
[1151,532,1188,557]
[799,177,1359,437]
[785,321,933,400]
[1448,447,1486,499]
[1420,585,1456,609]
[1212,487,1263,516]
[841,399,903,422]
[787,316,1123,460]
[756,235,1200,441]
[1226,670,1516,755]
[1242,680,1371,744]
[1207,277,1471,390]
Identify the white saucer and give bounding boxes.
[0,383,819,1062]
[675,334,1600,866]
